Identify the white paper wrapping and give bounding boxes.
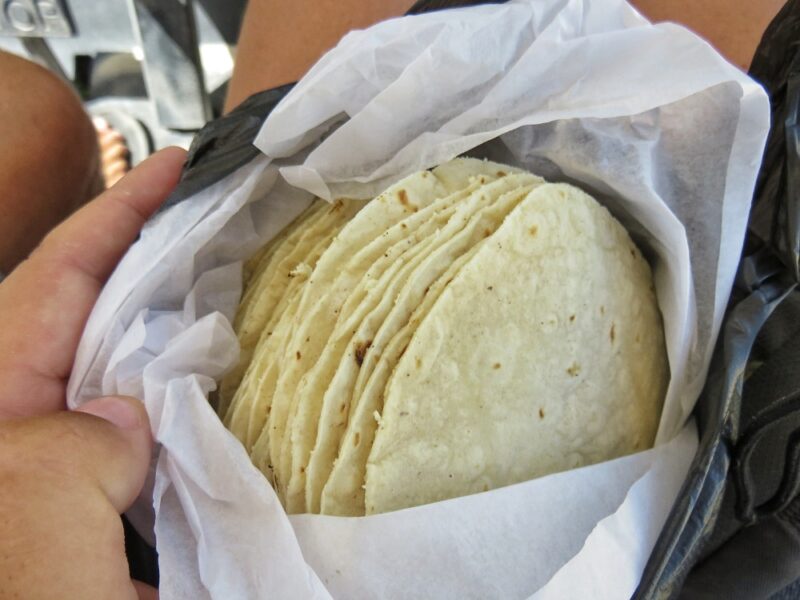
[67,0,769,597]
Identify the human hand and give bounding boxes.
[0,395,155,599]
[0,146,186,419]
[0,147,185,598]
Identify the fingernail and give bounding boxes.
[77,397,142,430]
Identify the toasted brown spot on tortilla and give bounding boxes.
[354,340,372,366]
[493,363,501,370]
[496,171,507,177]
[487,286,493,291]
[569,314,575,322]
[296,351,302,360]
[339,403,346,413]
[600,305,605,315]
[484,228,492,238]
[610,323,616,342]
[539,408,545,419]
[529,224,538,236]
[397,189,418,212]
[415,357,422,369]
[354,432,360,447]
[566,362,580,377]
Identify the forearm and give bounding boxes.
[224,0,415,112]
[631,0,786,71]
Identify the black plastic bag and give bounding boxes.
[635,1,800,597]
[131,1,800,596]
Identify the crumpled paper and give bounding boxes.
[68,0,769,597]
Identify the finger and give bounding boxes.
[92,115,111,131]
[99,131,126,150]
[105,159,130,187]
[102,142,129,164]
[106,158,129,173]
[99,128,124,144]
[0,396,153,599]
[3,396,153,512]
[34,145,186,285]
[132,580,159,600]
[0,148,185,417]
[72,396,154,511]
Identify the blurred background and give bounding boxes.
[0,0,246,162]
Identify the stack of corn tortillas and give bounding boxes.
[218,158,668,516]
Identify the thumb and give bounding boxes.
[1,396,153,513]
[0,396,154,599]
[70,395,153,512]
